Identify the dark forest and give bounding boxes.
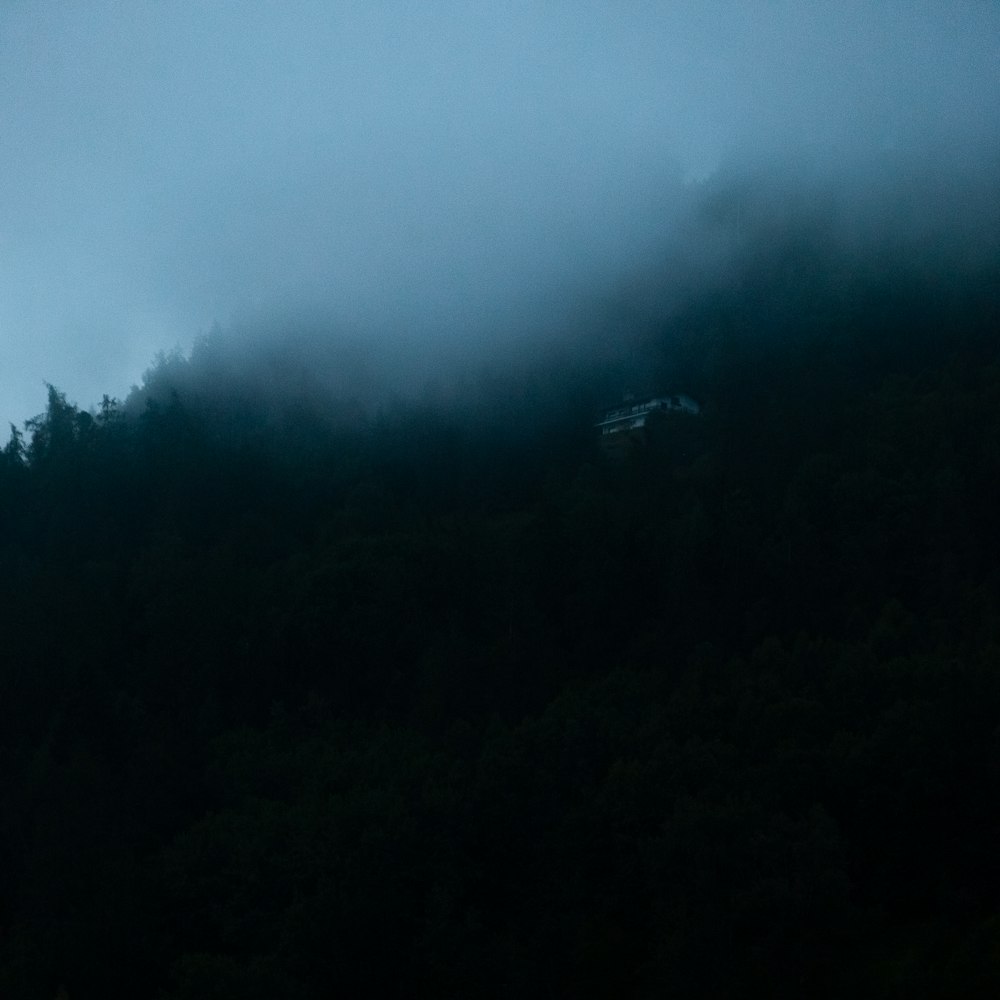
[2,197,1000,998]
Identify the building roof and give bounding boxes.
[595,394,700,436]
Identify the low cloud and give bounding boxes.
[1,2,997,427]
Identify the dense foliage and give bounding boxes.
[2,232,999,998]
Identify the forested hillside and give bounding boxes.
[2,223,1000,998]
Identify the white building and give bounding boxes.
[595,394,701,440]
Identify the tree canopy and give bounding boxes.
[2,226,1000,998]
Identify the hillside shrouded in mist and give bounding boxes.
[2,155,1000,994]
[3,3,1000,998]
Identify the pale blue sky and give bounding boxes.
[1,1,997,427]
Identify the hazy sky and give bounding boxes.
[1,1,997,427]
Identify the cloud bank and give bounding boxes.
[1,1,997,426]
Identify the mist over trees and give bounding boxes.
[2,161,1000,997]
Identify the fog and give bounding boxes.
[1,2,997,428]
